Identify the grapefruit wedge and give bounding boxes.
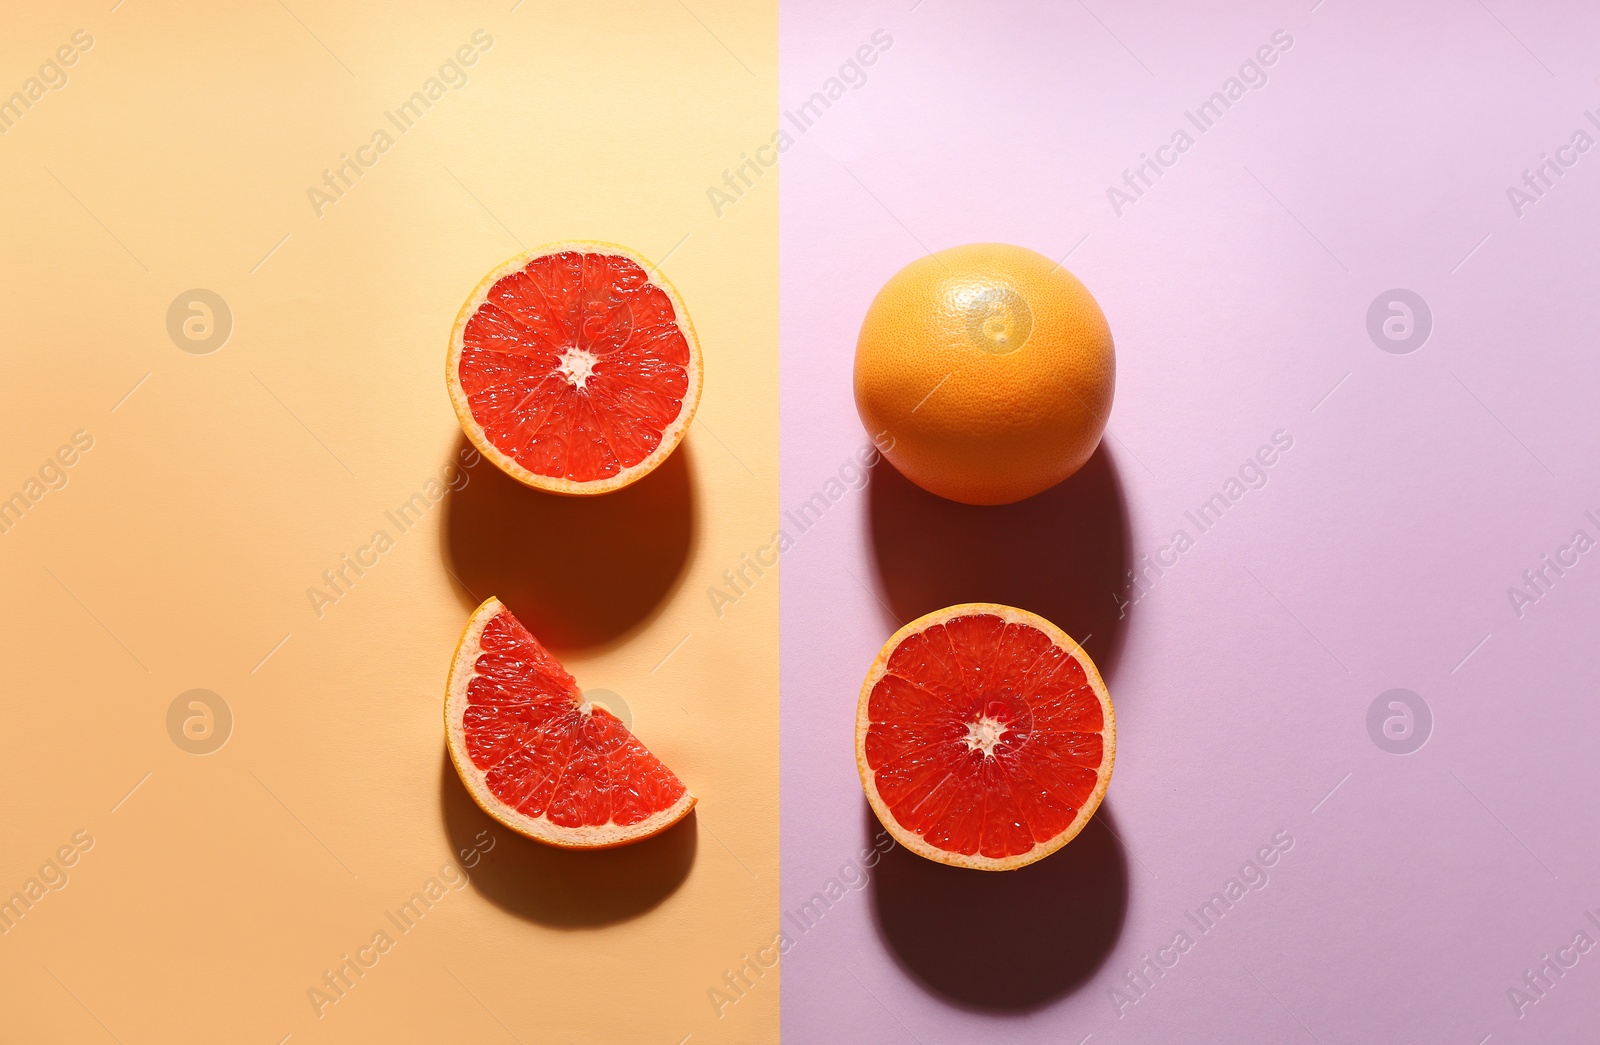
[445,597,694,849]
[856,603,1114,871]
[446,241,703,495]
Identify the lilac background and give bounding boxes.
[780,1,1600,1042]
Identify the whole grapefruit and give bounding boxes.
[853,243,1114,505]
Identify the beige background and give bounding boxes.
[0,2,776,1041]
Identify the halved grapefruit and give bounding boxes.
[445,597,694,848]
[856,603,1114,870]
[446,241,703,495]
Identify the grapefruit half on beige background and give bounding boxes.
[447,240,704,495]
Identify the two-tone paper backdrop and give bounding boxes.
[0,2,775,1043]
[4,0,1600,1043]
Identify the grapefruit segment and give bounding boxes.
[445,597,694,848]
[447,241,703,495]
[856,603,1114,870]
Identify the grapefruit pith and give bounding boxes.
[856,603,1114,871]
[445,597,694,849]
[447,241,703,495]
